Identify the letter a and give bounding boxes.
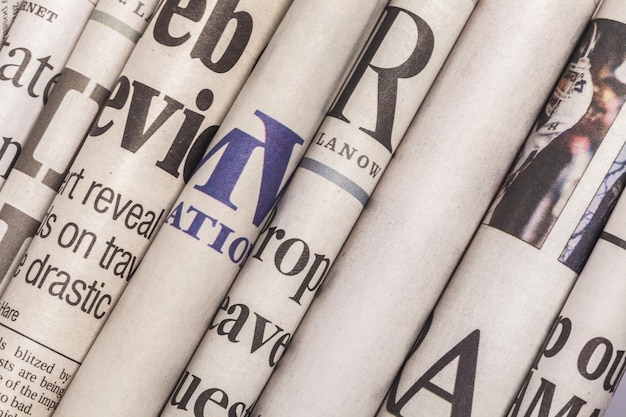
[385,329,480,417]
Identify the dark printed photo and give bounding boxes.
[560,147,626,272]
[485,19,626,248]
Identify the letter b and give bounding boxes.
[191,0,253,73]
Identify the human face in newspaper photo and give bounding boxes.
[485,19,626,254]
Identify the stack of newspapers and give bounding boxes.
[1,0,626,416]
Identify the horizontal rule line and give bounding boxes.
[300,157,370,206]
[0,321,81,365]
[91,9,142,42]
[600,231,626,251]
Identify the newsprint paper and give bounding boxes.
[1,0,20,40]
[507,174,626,416]
[0,0,162,296]
[49,2,387,417]
[372,1,626,416]
[160,0,476,416]
[0,0,97,189]
[249,1,600,417]
[0,1,293,416]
